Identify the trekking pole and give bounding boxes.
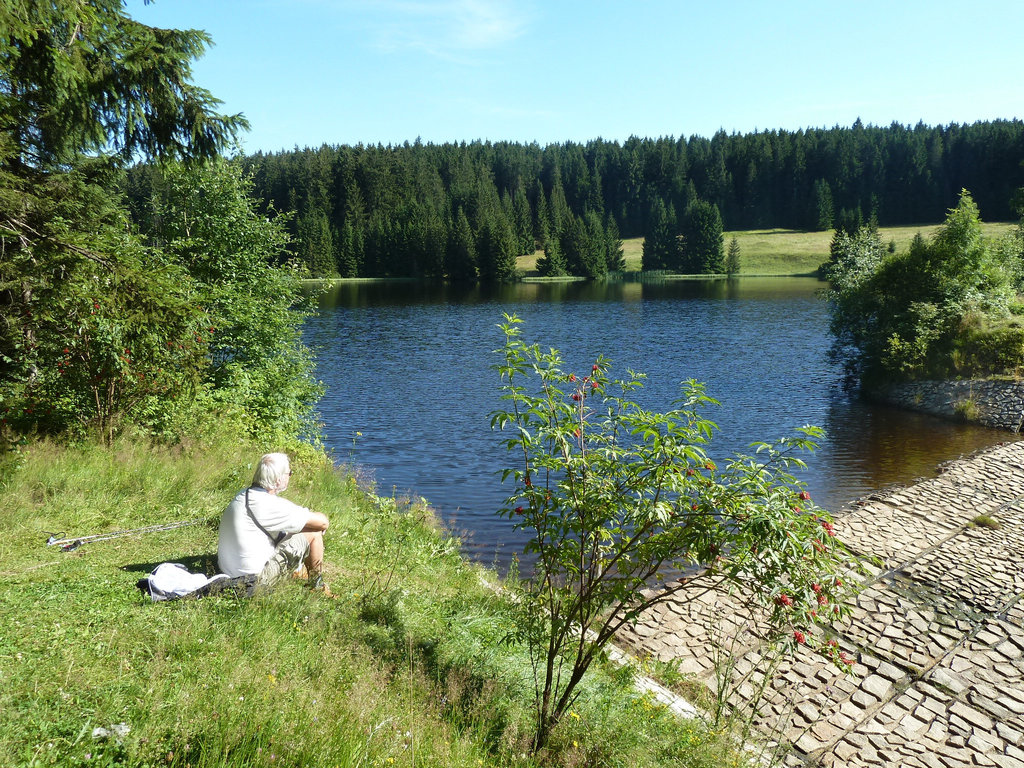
[44,519,205,552]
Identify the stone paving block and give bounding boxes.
[925,618,1024,731]
[836,500,960,569]
[839,574,984,672]
[721,642,909,757]
[937,442,1024,502]
[904,523,1024,614]
[614,580,765,677]
[816,682,1019,768]
[1005,599,1024,631]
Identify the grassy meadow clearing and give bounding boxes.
[517,222,1017,277]
[0,437,744,768]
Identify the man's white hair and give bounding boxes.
[252,453,290,490]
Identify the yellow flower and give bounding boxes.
[569,711,580,720]
[573,741,579,749]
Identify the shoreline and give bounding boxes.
[869,378,1024,432]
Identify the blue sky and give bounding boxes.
[136,0,1024,154]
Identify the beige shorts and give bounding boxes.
[255,534,310,589]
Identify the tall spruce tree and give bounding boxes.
[682,199,725,273]
[1,0,247,439]
[726,236,741,276]
[536,238,568,277]
[642,198,677,271]
[446,208,478,281]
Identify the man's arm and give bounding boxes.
[301,511,329,533]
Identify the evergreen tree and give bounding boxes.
[446,208,478,281]
[726,236,741,276]
[604,216,626,272]
[0,0,247,439]
[512,180,535,255]
[297,210,336,275]
[813,179,835,230]
[681,200,724,274]
[536,238,568,277]
[641,198,677,271]
[476,210,519,282]
[562,212,606,278]
[337,221,359,277]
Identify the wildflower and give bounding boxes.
[569,711,580,720]
[811,583,822,593]
[571,393,580,401]
[573,741,579,748]
[820,520,835,537]
[592,364,599,372]
[775,593,793,608]
[817,594,828,606]
[799,491,811,501]
[514,506,524,514]
[793,630,806,644]
[569,374,576,382]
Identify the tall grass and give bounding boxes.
[1,436,746,768]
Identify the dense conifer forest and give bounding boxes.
[126,120,1024,279]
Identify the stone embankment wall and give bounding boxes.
[616,440,1024,767]
[871,379,1024,432]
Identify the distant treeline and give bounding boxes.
[124,120,1024,279]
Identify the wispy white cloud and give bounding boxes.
[343,0,531,60]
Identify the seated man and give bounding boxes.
[218,452,331,594]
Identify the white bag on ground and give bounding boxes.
[144,562,229,601]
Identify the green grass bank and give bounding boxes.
[0,437,743,768]
[515,222,1016,277]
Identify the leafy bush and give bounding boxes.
[827,190,1024,383]
[493,314,857,752]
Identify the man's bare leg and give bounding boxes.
[303,531,329,594]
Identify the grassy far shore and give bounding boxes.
[515,221,1017,277]
[0,436,742,768]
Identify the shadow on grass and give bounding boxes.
[120,552,218,575]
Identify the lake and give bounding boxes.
[305,277,1017,569]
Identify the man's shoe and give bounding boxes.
[307,572,334,598]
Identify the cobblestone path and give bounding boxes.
[616,440,1024,767]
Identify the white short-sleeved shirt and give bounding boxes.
[217,486,312,577]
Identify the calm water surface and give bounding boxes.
[305,278,1018,568]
